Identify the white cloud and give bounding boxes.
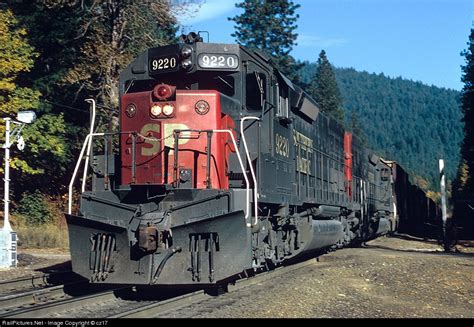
[297,34,348,48]
[177,0,236,25]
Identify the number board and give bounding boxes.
[149,54,179,73]
[198,53,239,70]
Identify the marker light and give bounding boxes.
[162,104,174,116]
[125,104,137,118]
[195,100,210,115]
[150,104,162,117]
[181,59,193,71]
[181,45,192,58]
[153,84,175,101]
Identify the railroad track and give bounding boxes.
[0,271,75,294]
[111,258,322,318]
[1,257,325,318]
[0,271,116,318]
[1,286,123,318]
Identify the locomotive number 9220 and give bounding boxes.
[150,55,178,72]
[198,53,239,69]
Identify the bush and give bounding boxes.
[16,190,54,225]
[12,193,69,249]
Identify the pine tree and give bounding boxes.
[349,110,367,145]
[452,28,474,237]
[458,28,474,193]
[229,0,302,80]
[309,50,344,123]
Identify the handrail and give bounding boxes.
[173,129,251,226]
[213,129,252,226]
[240,116,260,227]
[68,132,105,215]
[81,99,96,193]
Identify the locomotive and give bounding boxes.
[66,33,397,286]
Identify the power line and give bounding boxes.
[21,95,118,118]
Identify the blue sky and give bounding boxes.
[176,0,473,90]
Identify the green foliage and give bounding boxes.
[229,0,303,80]
[0,8,41,173]
[12,114,73,194]
[309,50,344,123]
[456,28,474,194]
[5,0,180,195]
[0,6,73,189]
[15,190,53,225]
[0,9,37,98]
[453,28,474,233]
[300,64,462,191]
[349,110,367,145]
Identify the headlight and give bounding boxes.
[163,104,174,116]
[150,104,162,117]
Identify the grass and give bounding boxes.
[15,224,69,249]
[6,194,70,249]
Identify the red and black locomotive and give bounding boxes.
[66,34,398,286]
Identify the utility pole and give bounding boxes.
[439,159,449,252]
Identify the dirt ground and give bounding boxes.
[0,248,70,281]
[162,234,474,318]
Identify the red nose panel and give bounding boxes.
[120,90,233,189]
[121,91,163,185]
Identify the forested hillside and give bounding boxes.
[300,63,463,190]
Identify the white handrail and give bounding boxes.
[68,132,105,215]
[212,129,251,226]
[240,117,260,227]
[81,99,96,193]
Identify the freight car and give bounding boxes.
[66,34,398,286]
[385,161,442,239]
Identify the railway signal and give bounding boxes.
[1,111,36,268]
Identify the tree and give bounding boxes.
[309,50,344,122]
[5,0,180,193]
[0,8,70,193]
[453,28,474,237]
[0,8,39,132]
[456,28,474,193]
[349,110,367,144]
[59,1,179,116]
[229,0,302,80]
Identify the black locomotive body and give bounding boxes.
[66,37,397,286]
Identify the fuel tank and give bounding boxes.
[303,219,344,252]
